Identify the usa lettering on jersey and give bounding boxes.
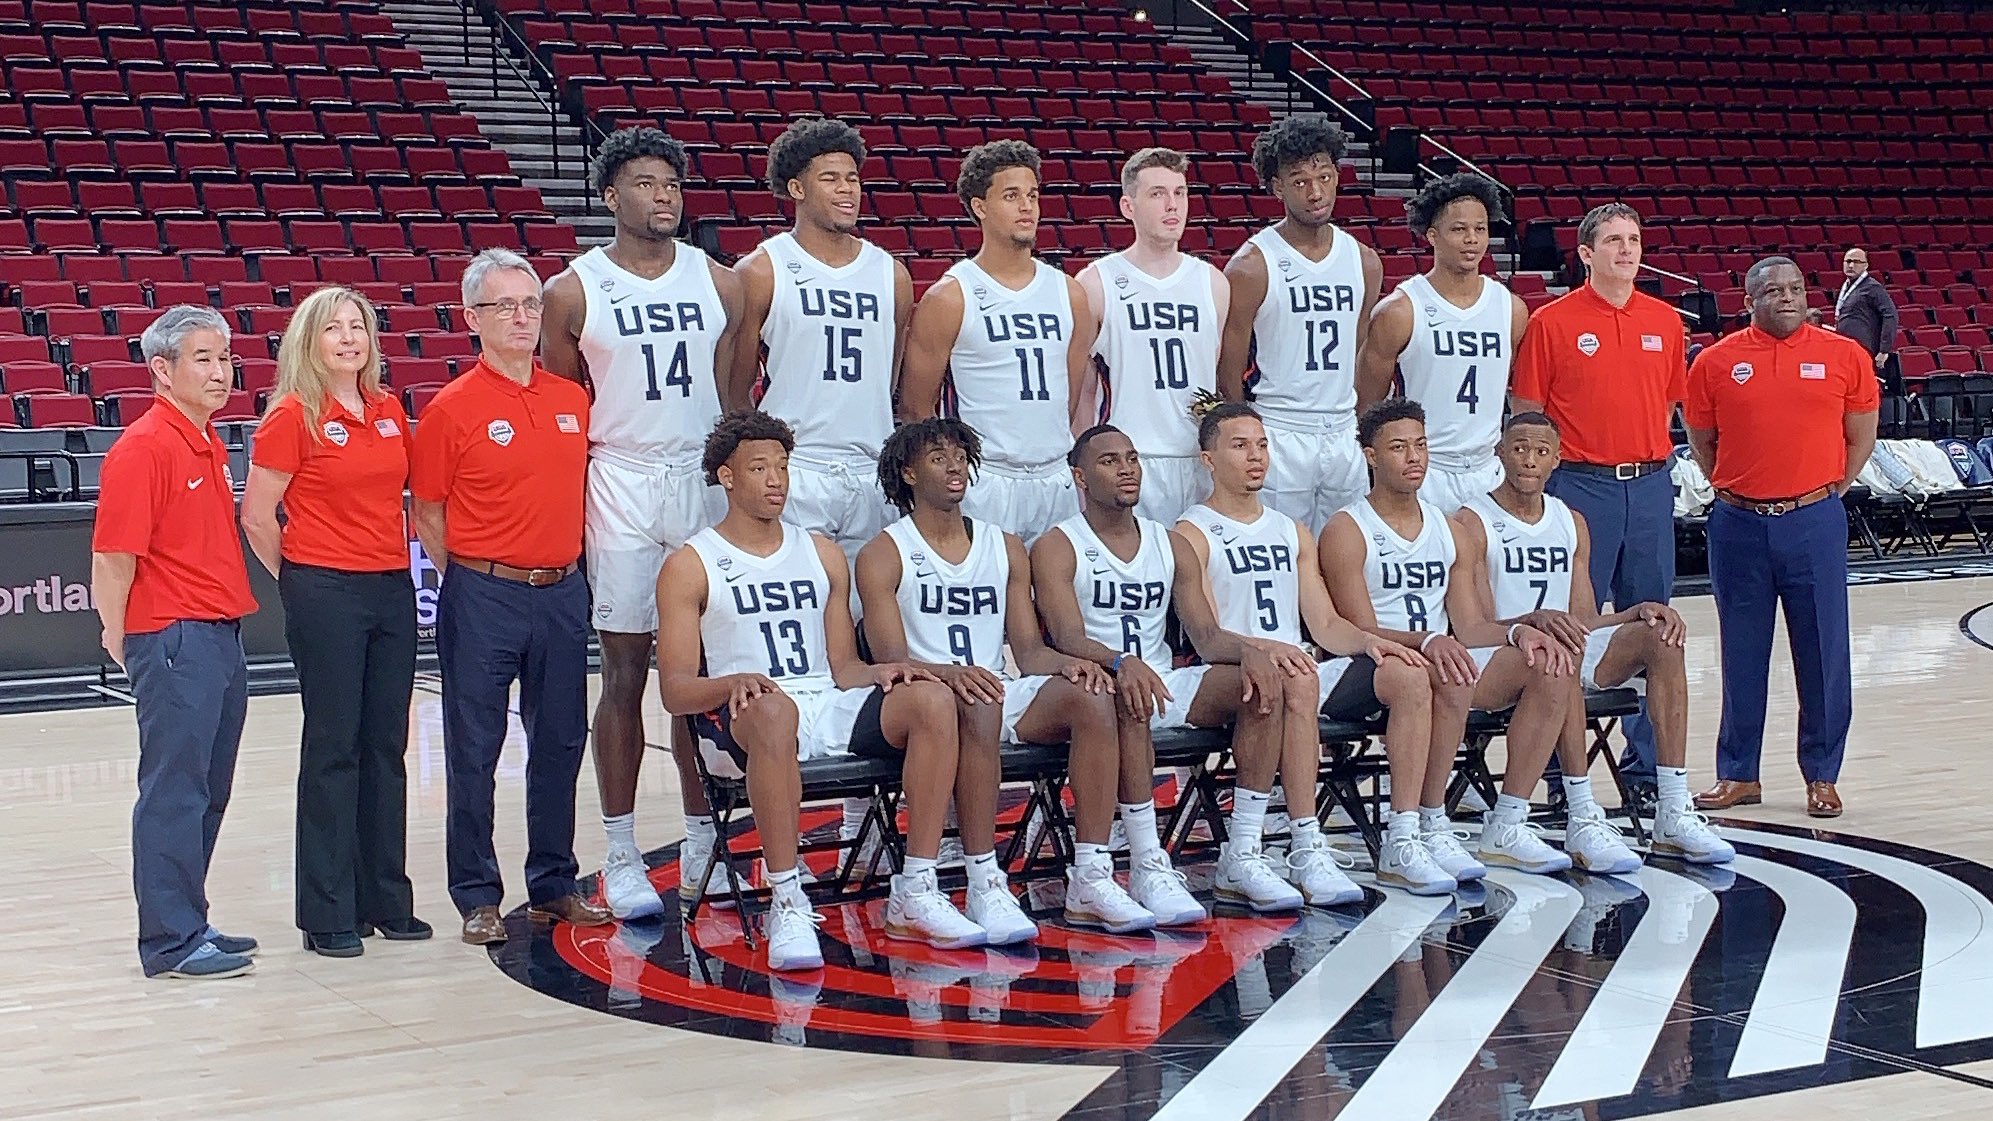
[1501,544,1572,575]
[727,577,821,615]
[1122,302,1200,332]
[1223,542,1293,574]
[1287,284,1358,314]
[1088,577,1167,612]
[612,301,712,337]
[799,287,882,322]
[982,311,1064,342]
[1431,329,1504,358]
[1379,558,1448,591]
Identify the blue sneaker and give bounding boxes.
[205,927,259,957]
[158,941,255,980]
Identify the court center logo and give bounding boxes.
[488,819,1993,1120]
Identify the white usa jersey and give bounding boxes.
[1343,497,1457,634]
[1396,273,1515,468]
[944,258,1074,469]
[885,516,1009,673]
[1055,514,1175,675]
[1461,494,1578,619]
[1246,224,1367,427]
[570,244,726,462]
[1180,503,1302,646]
[757,232,897,460]
[1091,251,1220,458]
[689,523,834,693]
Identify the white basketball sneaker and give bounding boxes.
[1284,834,1365,907]
[1066,858,1160,934]
[1653,806,1736,864]
[885,867,988,950]
[1128,850,1207,926]
[677,831,734,906]
[1420,816,1489,882]
[764,892,824,972]
[600,849,665,920]
[1376,831,1456,895]
[965,864,1039,946]
[1564,804,1643,875]
[1214,842,1305,912]
[1479,817,1575,875]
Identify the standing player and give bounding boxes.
[732,117,911,566]
[1034,424,1310,916]
[541,126,744,921]
[656,411,983,971]
[858,418,1172,936]
[900,141,1093,545]
[1320,399,1577,884]
[1175,401,1440,899]
[1076,148,1229,524]
[1455,413,1733,869]
[1354,174,1529,512]
[1216,114,1383,531]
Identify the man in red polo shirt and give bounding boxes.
[92,305,260,980]
[1512,202,1685,796]
[1686,256,1878,818]
[411,248,612,944]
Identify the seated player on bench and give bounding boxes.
[657,410,978,972]
[857,417,1150,939]
[1175,400,1435,905]
[1320,398,1577,887]
[1032,423,1298,923]
[1453,413,1733,868]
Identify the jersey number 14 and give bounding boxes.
[641,341,691,401]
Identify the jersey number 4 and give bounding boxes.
[641,342,691,401]
[1456,364,1480,414]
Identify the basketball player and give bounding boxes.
[859,417,1178,936]
[732,117,911,565]
[1320,399,1577,884]
[540,126,743,921]
[656,411,984,971]
[1456,414,1733,867]
[1076,148,1228,524]
[1034,423,1311,916]
[1216,114,1383,531]
[899,141,1093,546]
[1175,401,1443,899]
[1354,174,1530,513]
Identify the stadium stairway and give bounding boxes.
[379,0,612,243]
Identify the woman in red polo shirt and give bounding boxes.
[242,286,431,956]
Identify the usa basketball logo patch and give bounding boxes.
[322,420,349,447]
[487,419,515,446]
[1732,362,1755,384]
[1576,332,1600,357]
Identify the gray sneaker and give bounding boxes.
[157,941,255,980]
[204,927,259,957]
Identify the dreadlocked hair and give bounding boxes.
[878,417,982,514]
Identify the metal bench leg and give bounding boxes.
[1588,716,1648,845]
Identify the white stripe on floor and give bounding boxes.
[1726,854,1858,1077]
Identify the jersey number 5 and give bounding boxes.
[641,341,691,401]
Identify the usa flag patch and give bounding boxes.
[1800,362,1827,380]
[1641,334,1664,352]
[556,413,580,433]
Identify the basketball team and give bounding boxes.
[108,111,1870,981]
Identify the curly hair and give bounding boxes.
[1357,398,1426,448]
[1194,399,1261,451]
[590,126,688,194]
[766,117,866,196]
[878,417,982,514]
[1405,172,1508,240]
[1250,113,1347,185]
[956,139,1041,211]
[703,409,795,485]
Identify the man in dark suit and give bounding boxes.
[1833,247,1898,373]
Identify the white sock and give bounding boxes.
[1232,788,1270,850]
[685,814,716,845]
[1074,842,1111,869]
[603,812,637,858]
[902,855,938,881]
[842,798,868,835]
[1562,776,1599,818]
[1290,815,1322,847]
[768,864,806,903]
[1657,767,1691,815]
[1118,800,1162,861]
[1494,793,1532,825]
[966,851,999,880]
[1417,805,1450,834]
[1387,810,1420,843]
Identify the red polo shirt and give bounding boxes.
[409,358,589,569]
[1685,323,1879,499]
[252,391,411,572]
[92,399,257,634]
[1511,284,1687,465]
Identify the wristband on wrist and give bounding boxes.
[1109,653,1126,674]
[1507,623,1523,647]
[1418,632,1442,652]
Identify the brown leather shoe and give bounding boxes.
[527,892,613,926]
[461,906,507,946]
[1693,780,1763,811]
[1806,781,1843,818]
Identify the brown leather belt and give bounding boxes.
[454,558,578,586]
[1715,486,1832,517]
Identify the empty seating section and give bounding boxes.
[0,0,575,434]
[502,0,1415,293]
[1247,0,1993,384]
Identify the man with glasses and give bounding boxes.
[542,127,745,921]
[413,248,612,945]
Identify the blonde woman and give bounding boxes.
[242,287,430,957]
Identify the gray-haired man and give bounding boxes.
[91,305,262,978]
[410,250,613,944]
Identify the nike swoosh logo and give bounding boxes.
[724,572,746,583]
[1090,567,1113,576]
[186,477,205,490]
[609,294,634,305]
[977,302,999,314]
